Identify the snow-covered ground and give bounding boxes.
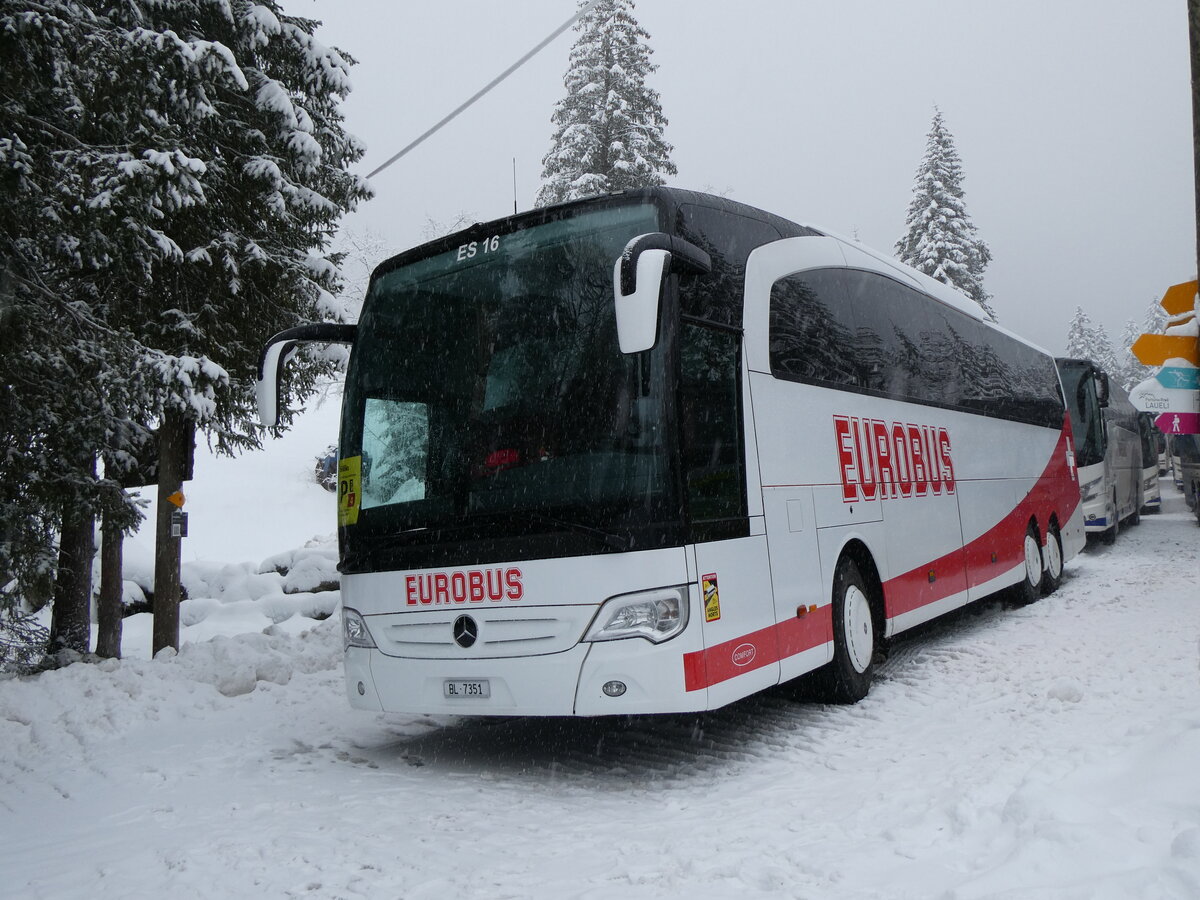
[2,401,1199,899]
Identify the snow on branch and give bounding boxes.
[145,349,230,423]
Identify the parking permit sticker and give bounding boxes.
[703,573,721,622]
[338,456,362,526]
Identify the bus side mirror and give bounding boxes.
[613,233,711,354]
[256,323,357,427]
[1096,371,1110,408]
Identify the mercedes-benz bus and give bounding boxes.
[1137,413,1162,513]
[1055,358,1142,543]
[259,188,1085,716]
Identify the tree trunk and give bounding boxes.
[96,506,124,659]
[48,458,96,657]
[152,407,192,655]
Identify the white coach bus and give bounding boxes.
[258,188,1085,715]
[1054,358,1143,543]
[1137,413,1162,514]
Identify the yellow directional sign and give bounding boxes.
[1131,333,1200,367]
[1160,280,1198,317]
[166,490,187,509]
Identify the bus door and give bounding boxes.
[678,317,779,708]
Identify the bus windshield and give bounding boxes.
[339,202,678,570]
[1057,359,1106,468]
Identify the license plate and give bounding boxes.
[444,679,491,699]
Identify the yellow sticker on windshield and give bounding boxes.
[338,456,362,526]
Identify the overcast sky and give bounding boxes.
[302,0,1193,355]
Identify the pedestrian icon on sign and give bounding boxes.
[1172,414,1181,433]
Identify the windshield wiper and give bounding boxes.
[469,510,632,551]
[525,511,632,551]
[350,510,633,552]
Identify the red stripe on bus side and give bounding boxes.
[884,422,1079,617]
[683,418,1079,692]
[683,610,831,692]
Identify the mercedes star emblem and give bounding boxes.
[452,615,478,648]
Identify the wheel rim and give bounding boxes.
[843,584,874,674]
[1045,530,1063,580]
[1024,533,1043,588]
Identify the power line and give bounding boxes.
[366,0,600,181]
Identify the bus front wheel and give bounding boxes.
[819,557,877,704]
[1102,493,1119,545]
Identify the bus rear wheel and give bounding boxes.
[818,556,876,704]
[1041,524,1063,595]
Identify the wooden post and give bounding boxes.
[152,408,191,655]
[1190,0,1200,277]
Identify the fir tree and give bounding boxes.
[0,0,370,655]
[1115,318,1146,391]
[536,0,675,207]
[895,108,995,321]
[1065,306,1095,360]
[1065,306,1117,375]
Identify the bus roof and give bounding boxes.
[369,186,1047,356]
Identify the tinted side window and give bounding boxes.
[844,270,946,403]
[958,320,1012,413]
[1006,336,1063,428]
[769,269,863,388]
[966,323,1063,428]
[677,204,782,328]
[769,267,1063,428]
[920,303,968,408]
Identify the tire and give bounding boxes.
[1014,522,1044,604]
[818,557,877,704]
[1041,524,1063,596]
[1102,493,1119,545]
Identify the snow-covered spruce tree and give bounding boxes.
[111,0,372,447]
[1065,306,1116,375]
[1065,306,1095,359]
[1115,319,1146,391]
[116,0,371,655]
[536,0,675,207]
[0,1,157,653]
[0,1,370,655]
[895,108,995,321]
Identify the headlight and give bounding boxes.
[1080,476,1103,501]
[342,607,376,650]
[584,586,689,644]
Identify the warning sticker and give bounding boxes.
[337,456,362,527]
[703,573,721,622]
